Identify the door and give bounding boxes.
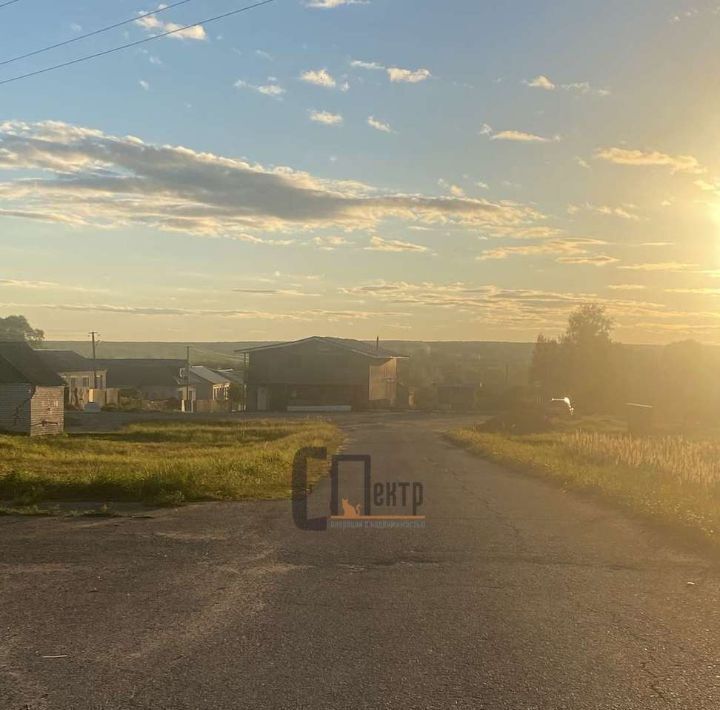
[257,386,269,411]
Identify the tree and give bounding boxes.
[657,340,719,424]
[561,304,617,412]
[530,304,620,412]
[561,303,613,349]
[0,315,44,345]
[529,334,564,396]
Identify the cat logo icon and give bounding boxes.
[292,448,425,530]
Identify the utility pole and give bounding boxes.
[89,331,99,389]
[186,345,191,413]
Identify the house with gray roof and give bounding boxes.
[36,349,113,409]
[0,342,65,435]
[189,366,231,401]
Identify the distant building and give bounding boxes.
[189,366,231,401]
[99,359,196,407]
[36,349,117,409]
[0,342,65,436]
[213,368,246,411]
[189,366,232,413]
[213,368,245,386]
[237,336,406,412]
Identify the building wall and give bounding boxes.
[30,387,64,436]
[0,384,64,436]
[0,383,32,434]
[246,341,399,411]
[64,370,106,390]
[368,358,398,406]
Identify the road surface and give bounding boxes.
[2,413,720,709]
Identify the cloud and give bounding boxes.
[365,236,429,252]
[308,110,343,125]
[0,279,108,293]
[695,178,720,194]
[556,254,619,266]
[491,130,560,143]
[350,59,384,70]
[305,0,369,7]
[367,116,393,133]
[349,60,430,85]
[477,238,616,266]
[607,284,647,291]
[595,147,705,174]
[234,79,285,98]
[300,69,336,88]
[561,82,610,97]
[139,80,150,91]
[387,67,431,83]
[312,235,350,250]
[480,123,559,143]
[567,203,641,221]
[135,11,206,41]
[525,75,610,96]
[0,301,395,321]
[0,279,58,289]
[339,280,710,337]
[438,179,466,198]
[525,75,556,90]
[231,288,317,297]
[0,121,542,240]
[620,262,696,272]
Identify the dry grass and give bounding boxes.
[563,431,720,489]
[448,425,720,542]
[0,419,342,506]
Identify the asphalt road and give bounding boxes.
[3,413,720,709]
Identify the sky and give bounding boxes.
[1,0,720,343]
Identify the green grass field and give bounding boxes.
[0,420,342,508]
[448,421,720,544]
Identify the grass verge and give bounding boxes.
[447,424,720,544]
[0,419,342,507]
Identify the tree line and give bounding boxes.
[530,304,720,423]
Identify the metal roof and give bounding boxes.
[36,349,101,373]
[101,361,185,388]
[189,365,232,385]
[235,336,406,359]
[0,342,66,386]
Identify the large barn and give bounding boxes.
[0,342,65,436]
[238,337,406,412]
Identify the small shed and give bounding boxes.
[0,342,65,436]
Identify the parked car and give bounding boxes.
[547,397,574,417]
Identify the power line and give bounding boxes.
[0,0,277,88]
[0,0,197,68]
[0,0,22,9]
